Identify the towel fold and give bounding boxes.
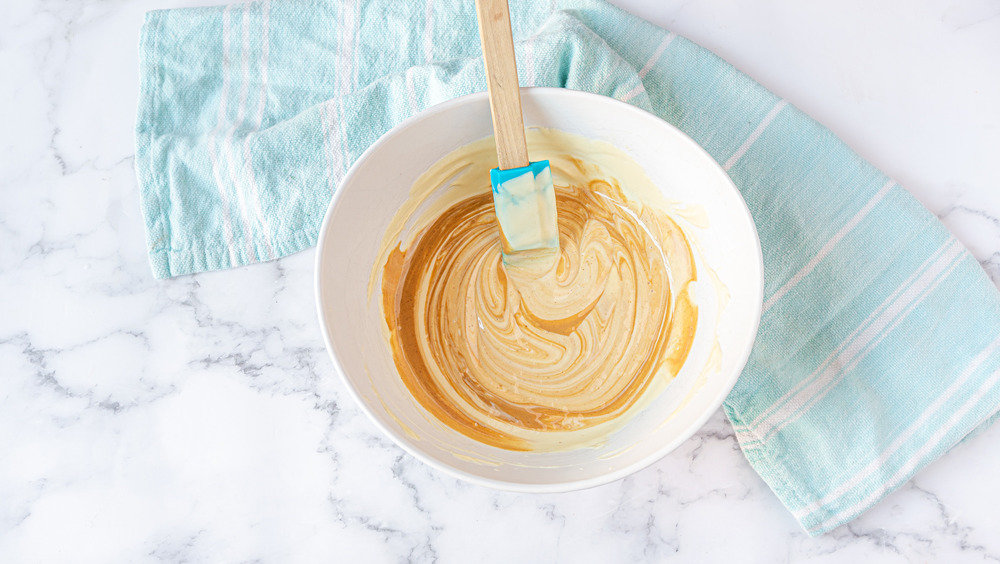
[135,0,1000,534]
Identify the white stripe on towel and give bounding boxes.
[335,0,358,96]
[325,106,347,191]
[638,32,676,79]
[223,3,259,261]
[319,104,336,197]
[242,0,275,259]
[811,361,1000,533]
[620,82,646,103]
[762,180,896,313]
[207,4,238,265]
[424,0,435,64]
[524,34,536,86]
[350,0,362,90]
[325,0,360,192]
[739,239,961,433]
[740,239,966,442]
[405,67,420,116]
[723,99,787,171]
[794,336,1000,522]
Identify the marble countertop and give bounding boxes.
[2,0,999,561]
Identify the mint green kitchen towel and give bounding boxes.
[135,0,1000,535]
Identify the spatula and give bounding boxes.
[474,0,559,260]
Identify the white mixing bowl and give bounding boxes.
[315,88,762,492]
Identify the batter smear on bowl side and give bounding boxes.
[375,128,699,451]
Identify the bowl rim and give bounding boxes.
[314,87,764,493]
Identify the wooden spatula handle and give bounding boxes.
[474,0,529,170]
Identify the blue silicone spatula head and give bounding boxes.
[475,0,559,261]
[490,160,558,256]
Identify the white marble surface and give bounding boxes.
[1,0,999,561]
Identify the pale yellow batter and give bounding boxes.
[373,128,698,451]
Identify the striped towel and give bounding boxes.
[135,0,1000,534]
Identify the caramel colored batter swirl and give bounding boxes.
[378,130,698,451]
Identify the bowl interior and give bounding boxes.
[316,88,762,492]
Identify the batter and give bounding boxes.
[374,128,698,451]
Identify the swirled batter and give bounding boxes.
[375,129,698,451]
